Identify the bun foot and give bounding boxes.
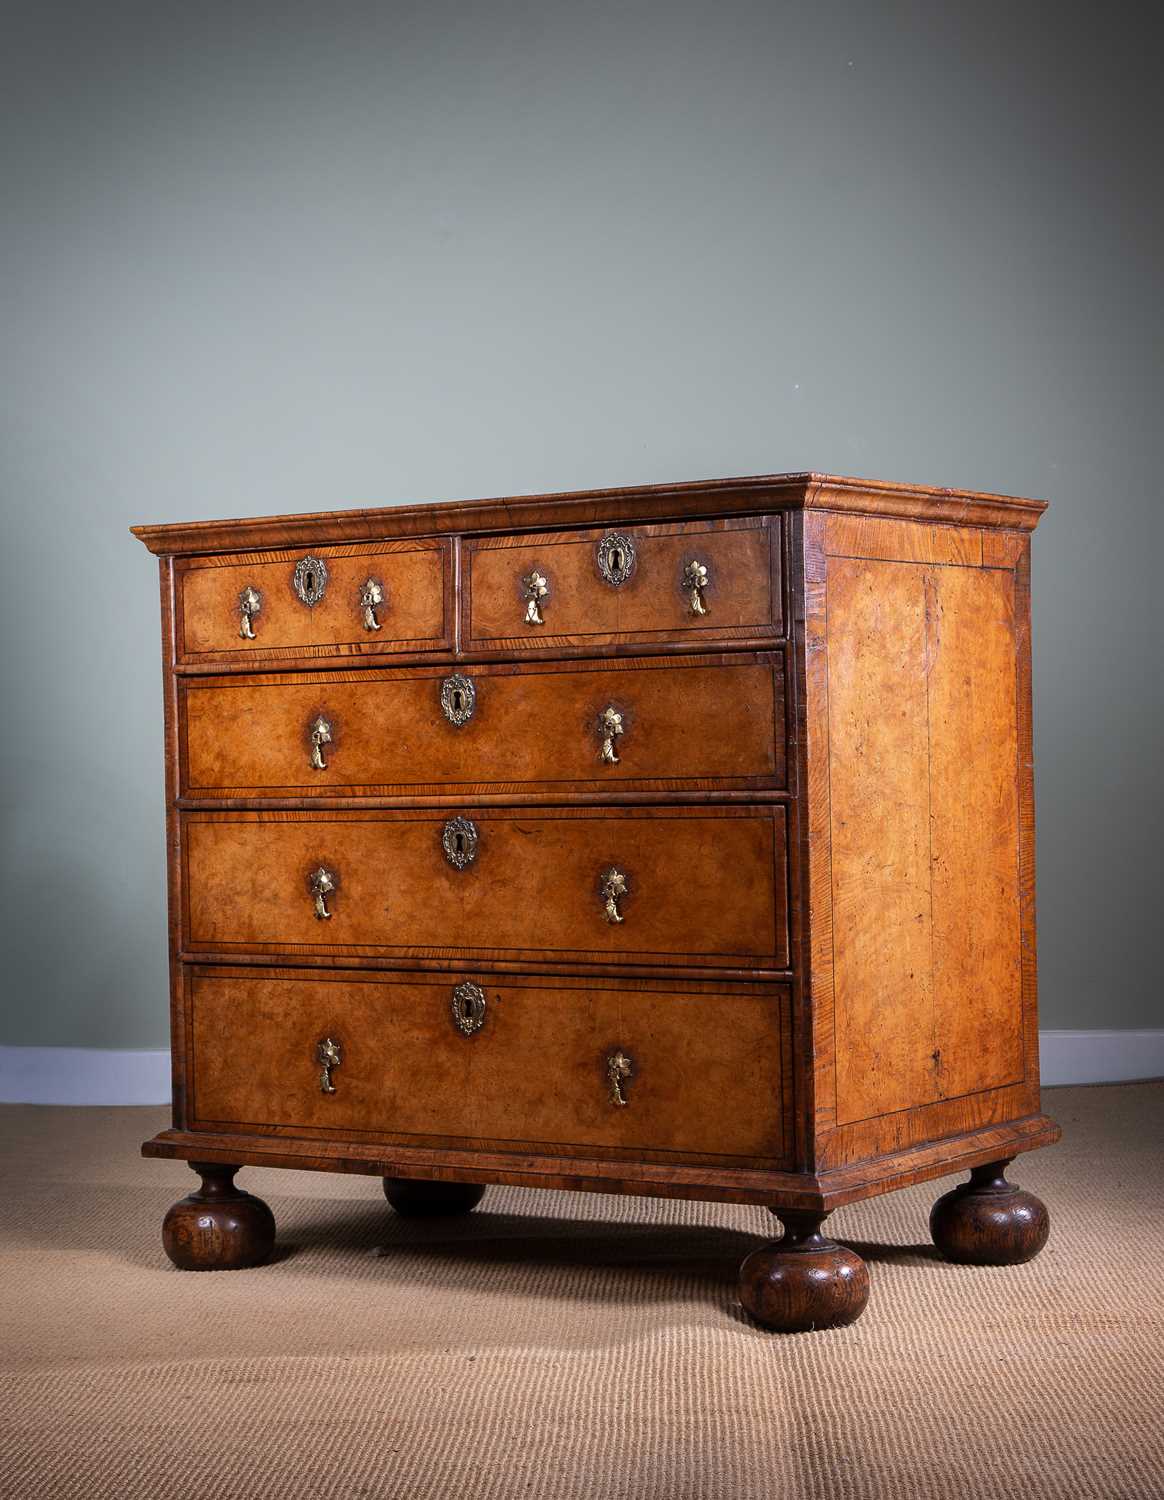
[162,1163,275,1271]
[739,1210,869,1333]
[382,1177,487,1217]
[930,1159,1050,1265]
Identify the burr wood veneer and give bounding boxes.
[134,471,1058,1332]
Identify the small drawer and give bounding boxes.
[181,806,789,970]
[180,653,786,799]
[188,967,791,1165]
[175,541,452,665]
[463,516,781,653]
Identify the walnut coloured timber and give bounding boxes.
[134,471,1058,1333]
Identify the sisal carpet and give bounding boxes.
[1,1084,1162,1500]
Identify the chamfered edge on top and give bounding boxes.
[131,470,1048,555]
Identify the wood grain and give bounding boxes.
[177,541,451,662]
[800,509,1043,1170]
[189,969,789,1164]
[142,1109,1060,1211]
[182,806,789,969]
[1013,542,1042,1095]
[464,516,780,652]
[739,1210,870,1331]
[819,1081,1041,1170]
[804,476,1046,534]
[929,1160,1050,1265]
[181,654,785,799]
[800,515,837,1160]
[161,1163,275,1271]
[821,513,984,568]
[927,564,1024,1101]
[130,471,1046,557]
[827,555,937,1125]
[158,558,187,1127]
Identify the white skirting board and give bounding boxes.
[1,1033,1162,1106]
[1037,1030,1164,1088]
[0,1048,173,1106]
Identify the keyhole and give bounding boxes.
[612,547,623,575]
[455,832,465,857]
[453,688,463,712]
[305,570,315,596]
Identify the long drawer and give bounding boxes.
[187,967,791,1164]
[181,806,789,970]
[180,654,785,799]
[463,516,781,652]
[176,540,453,665]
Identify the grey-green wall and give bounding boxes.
[1,2,1158,1048]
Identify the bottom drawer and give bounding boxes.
[188,968,791,1166]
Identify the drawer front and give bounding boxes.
[182,807,788,969]
[464,516,780,652]
[181,654,785,799]
[177,541,452,664]
[188,968,790,1164]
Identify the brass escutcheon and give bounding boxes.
[451,981,487,1037]
[293,555,329,607]
[596,532,637,587]
[442,816,479,870]
[440,673,476,726]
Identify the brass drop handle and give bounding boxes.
[360,578,384,631]
[683,559,709,616]
[309,715,333,770]
[522,568,549,625]
[238,585,262,639]
[601,867,628,924]
[317,1036,342,1094]
[598,706,624,765]
[309,865,337,920]
[607,1050,634,1107]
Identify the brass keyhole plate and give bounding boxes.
[441,815,479,870]
[451,981,487,1037]
[293,554,329,607]
[440,673,476,726]
[596,532,637,587]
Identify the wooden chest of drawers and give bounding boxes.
[134,473,1059,1332]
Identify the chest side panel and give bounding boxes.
[802,513,1037,1168]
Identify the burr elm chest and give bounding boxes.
[132,472,1058,1331]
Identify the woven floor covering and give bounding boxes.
[1,1083,1161,1500]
